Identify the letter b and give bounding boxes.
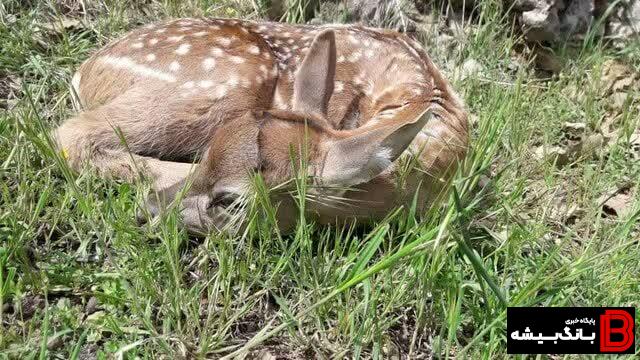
[600,309,634,353]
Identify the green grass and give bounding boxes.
[1,0,639,358]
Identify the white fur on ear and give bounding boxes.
[371,146,393,173]
[320,109,433,186]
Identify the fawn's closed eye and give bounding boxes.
[208,191,239,209]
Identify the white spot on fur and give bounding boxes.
[211,47,224,56]
[168,35,185,42]
[149,38,159,45]
[247,45,260,55]
[193,31,208,37]
[337,55,346,62]
[287,38,294,44]
[182,81,195,88]
[363,81,374,96]
[230,56,245,64]
[213,85,227,99]
[334,81,344,93]
[217,37,232,47]
[273,87,287,109]
[175,43,191,55]
[209,25,220,30]
[169,61,180,72]
[348,52,362,62]
[131,42,144,49]
[227,75,239,87]
[145,53,156,61]
[100,56,176,82]
[198,80,214,88]
[155,28,167,34]
[202,58,216,70]
[374,147,393,169]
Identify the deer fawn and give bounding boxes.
[53,18,468,234]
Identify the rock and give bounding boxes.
[515,0,596,43]
[39,18,84,33]
[78,344,98,360]
[85,296,99,315]
[606,0,640,47]
[459,58,484,80]
[47,335,64,351]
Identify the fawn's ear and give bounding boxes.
[292,29,336,117]
[320,109,433,186]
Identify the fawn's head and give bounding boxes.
[151,29,433,234]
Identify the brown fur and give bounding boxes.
[53,17,469,233]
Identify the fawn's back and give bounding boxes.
[73,18,466,160]
[63,18,468,230]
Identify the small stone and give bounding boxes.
[85,296,99,315]
[459,58,484,80]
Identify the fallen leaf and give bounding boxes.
[39,18,84,33]
[601,60,636,93]
[599,187,635,218]
[86,310,106,322]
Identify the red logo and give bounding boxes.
[600,309,634,353]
